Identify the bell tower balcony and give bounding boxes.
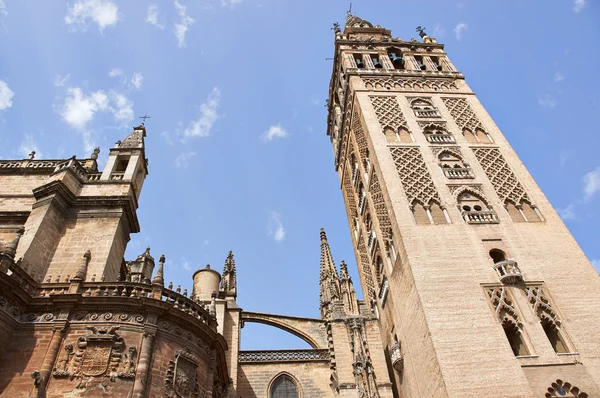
[494,260,523,284]
[389,343,403,372]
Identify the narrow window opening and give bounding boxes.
[506,202,525,222]
[414,55,427,70]
[430,56,443,71]
[541,318,568,354]
[114,155,130,173]
[371,55,383,69]
[489,249,506,264]
[270,375,299,398]
[502,319,529,356]
[354,54,365,69]
[462,128,477,143]
[387,50,404,70]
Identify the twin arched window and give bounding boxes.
[270,374,299,398]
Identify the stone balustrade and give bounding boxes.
[462,210,499,224]
[343,67,464,78]
[389,343,403,372]
[442,167,474,179]
[426,134,455,144]
[87,173,102,182]
[414,109,441,118]
[110,172,125,181]
[239,349,330,363]
[493,260,523,284]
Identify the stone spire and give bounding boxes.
[153,254,165,286]
[220,250,237,299]
[119,124,146,149]
[339,260,358,315]
[320,228,340,319]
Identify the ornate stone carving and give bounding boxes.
[525,286,559,324]
[486,287,522,326]
[52,326,136,386]
[351,109,369,164]
[441,97,485,132]
[369,95,408,131]
[389,147,441,205]
[71,311,146,324]
[363,77,459,92]
[472,148,531,205]
[165,350,200,398]
[431,145,464,160]
[369,172,392,240]
[545,379,588,397]
[357,235,376,303]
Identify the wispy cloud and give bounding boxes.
[538,95,557,109]
[146,4,164,29]
[261,124,288,141]
[454,23,468,41]
[559,149,574,167]
[221,0,242,7]
[175,151,197,168]
[54,74,71,87]
[64,0,119,31]
[174,0,195,48]
[432,23,445,38]
[0,79,14,110]
[108,68,122,78]
[554,72,565,83]
[583,166,600,201]
[574,0,586,13]
[0,0,7,17]
[131,72,144,90]
[268,212,286,242]
[557,204,576,221]
[161,131,174,145]
[182,260,192,271]
[183,87,221,138]
[19,134,42,159]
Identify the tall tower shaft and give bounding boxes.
[326,16,600,397]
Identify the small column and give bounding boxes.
[131,325,157,398]
[34,325,66,398]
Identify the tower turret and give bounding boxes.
[101,123,148,200]
[220,250,237,299]
[319,228,340,320]
[192,264,221,302]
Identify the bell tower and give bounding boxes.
[326,15,600,397]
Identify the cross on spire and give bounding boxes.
[139,114,151,122]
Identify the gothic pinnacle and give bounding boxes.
[153,254,166,286]
[72,250,91,281]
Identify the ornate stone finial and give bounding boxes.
[320,228,328,243]
[27,151,36,160]
[153,254,165,286]
[220,250,237,298]
[91,147,100,160]
[144,246,151,256]
[209,293,217,317]
[340,260,349,278]
[332,22,341,34]
[205,264,210,269]
[176,285,181,294]
[416,25,427,39]
[5,227,25,258]
[71,250,91,281]
[168,281,173,290]
[183,288,188,297]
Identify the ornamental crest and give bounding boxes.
[53,326,137,387]
[166,350,200,398]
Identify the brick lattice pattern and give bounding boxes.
[389,147,441,205]
[442,97,485,132]
[369,95,409,131]
[472,147,531,204]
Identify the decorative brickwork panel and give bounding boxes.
[369,96,408,131]
[363,77,459,92]
[525,286,559,323]
[352,109,369,161]
[472,148,531,204]
[442,97,485,132]
[389,147,441,205]
[357,235,376,302]
[487,287,522,325]
[369,172,392,240]
[342,164,358,219]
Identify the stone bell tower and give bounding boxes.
[326,15,600,397]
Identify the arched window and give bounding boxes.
[505,201,524,222]
[458,191,498,224]
[505,200,543,222]
[438,152,473,179]
[423,125,454,144]
[502,319,529,356]
[475,128,492,143]
[270,374,299,398]
[462,128,477,143]
[412,202,429,225]
[384,127,413,143]
[489,249,506,264]
[410,98,441,118]
[387,48,404,70]
[541,316,568,353]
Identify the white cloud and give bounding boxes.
[261,124,289,141]
[65,0,119,31]
[268,212,286,242]
[0,0,7,17]
[554,72,565,83]
[19,134,42,159]
[174,0,195,48]
[538,95,557,109]
[60,87,109,130]
[111,92,134,124]
[454,23,468,41]
[557,204,575,221]
[583,166,600,201]
[182,260,192,271]
[146,5,164,29]
[108,68,122,78]
[175,151,197,168]
[131,72,144,90]
[0,80,14,110]
[574,0,586,13]
[221,0,242,7]
[183,87,221,138]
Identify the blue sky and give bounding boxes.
[0,0,598,350]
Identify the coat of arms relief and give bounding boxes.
[52,326,137,388]
[165,350,200,398]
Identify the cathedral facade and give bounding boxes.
[0,15,599,398]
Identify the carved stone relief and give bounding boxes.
[363,77,459,92]
[165,350,200,398]
[441,97,485,132]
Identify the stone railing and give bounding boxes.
[426,134,455,144]
[462,210,499,224]
[110,172,125,181]
[414,109,441,118]
[87,172,102,182]
[52,157,88,181]
[389,343,403,372]
[160,287,216,330]
[239,349,330,364]
[493,260,523,284]
[442,167,474,179]
[343,67,463,79]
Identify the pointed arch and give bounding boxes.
[268,372,302,398]
[452,186,491,207]
[462,128,477,143]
